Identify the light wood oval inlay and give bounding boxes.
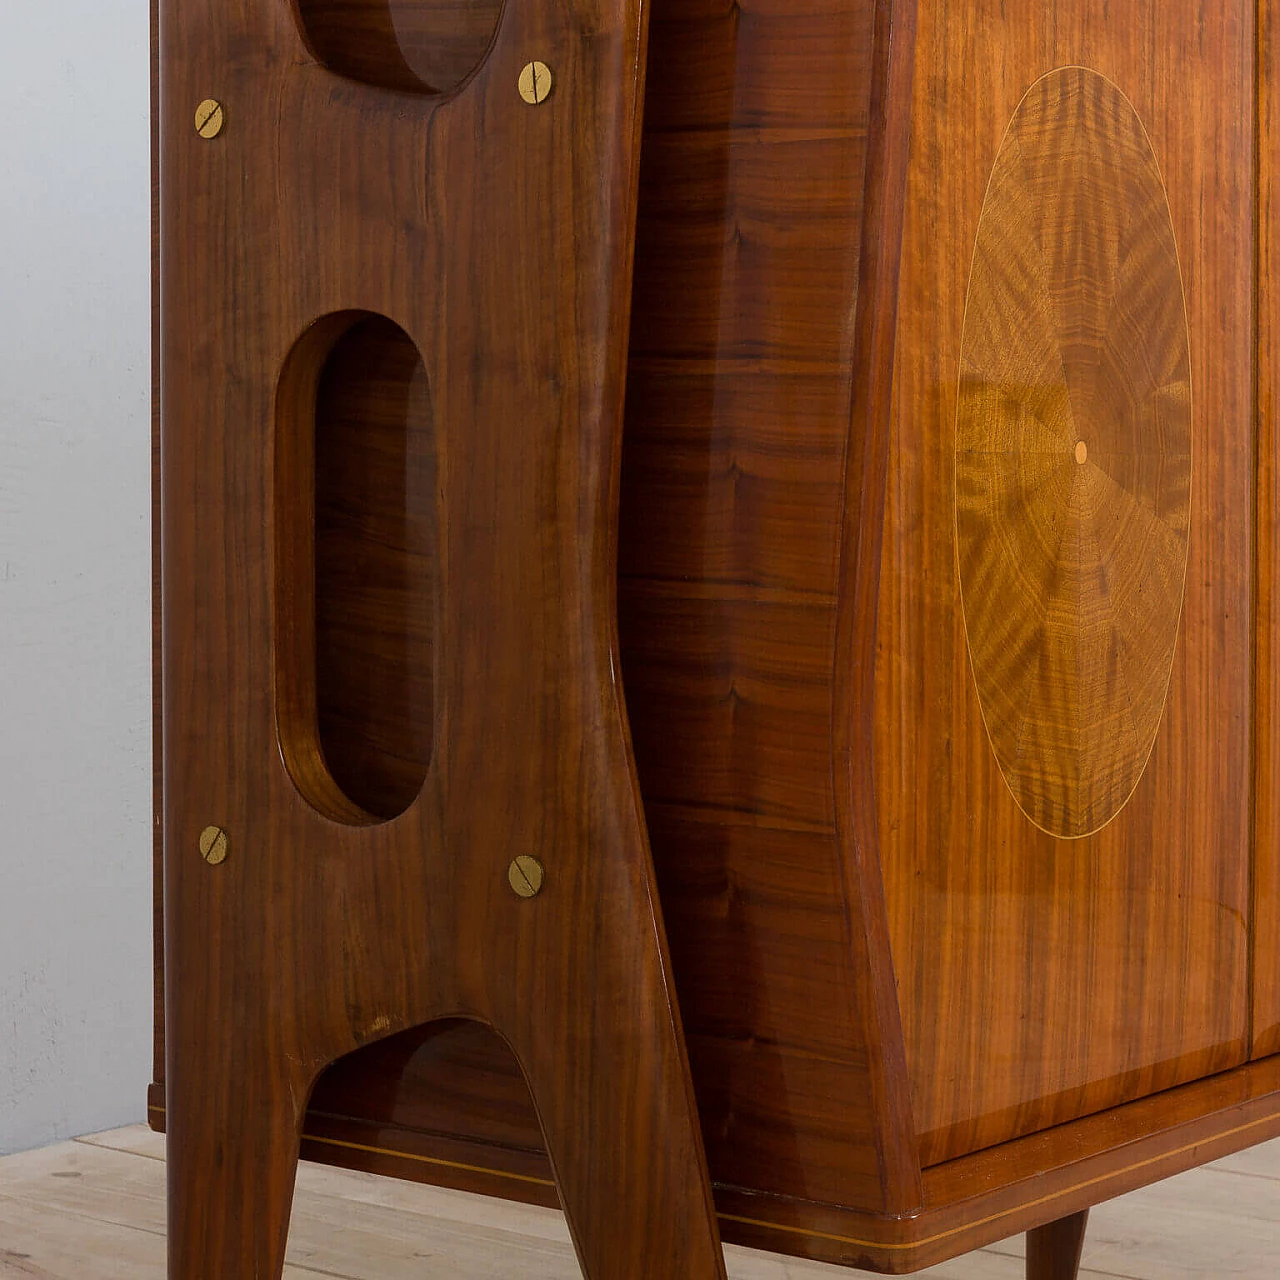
[955,67,1192,840]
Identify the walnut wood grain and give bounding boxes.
[619,0,923,1214]
[149,0,1277,1274]
[293,0,505,95]
[158,0,725,1276]
[955,68,1191,840]
[1026,1210,1088,1280]
[278,312,437,823]
[151,1052,1280,1273]
[1254,0,1280,1061]
[878,0,1253,1166]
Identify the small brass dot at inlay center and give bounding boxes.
[1075,440,1088,465]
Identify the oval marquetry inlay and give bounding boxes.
[955,68,1191,840]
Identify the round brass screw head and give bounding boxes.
[199,825,229,866]
[195,99,225,139]
[518,61,553,106]
[508,856,545,899]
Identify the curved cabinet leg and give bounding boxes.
[507,912,727,1279]
[1027,1209,1089,1280]
[166,1045,303,1280]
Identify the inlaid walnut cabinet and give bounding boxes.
[151,0,1280,1275]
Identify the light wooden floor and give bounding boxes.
[0,1125,1277,1278]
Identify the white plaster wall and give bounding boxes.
[0,5,153,1154]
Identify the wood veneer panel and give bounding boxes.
[617,0,921,1212]
[953,69,1192,840]
[878,0,1253,1165]
[637,2,876,134]
[1253,0,1280,1060]
[628,130,872,366]
[619,589,836,826]
[617,368,846,594]
[650,808,885,1205]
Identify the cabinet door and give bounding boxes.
[878,0,1254,1166]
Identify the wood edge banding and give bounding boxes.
[830,0,925,1215]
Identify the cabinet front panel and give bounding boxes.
[878,0,1253,1166]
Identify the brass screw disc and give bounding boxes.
[199,825,229,866]
[195,99,225,139]
[508,856,545,899]
[518,61,553,106]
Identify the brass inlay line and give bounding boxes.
[722,1107,1280,1251]
[146,1102,1280,1255]
[301,1132,557,1190]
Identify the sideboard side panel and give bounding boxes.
[619,0,919,1212]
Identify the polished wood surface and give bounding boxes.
[954,67,1191,839]
[149,1047,1280,1272]
[1254,0,1280,1062]
[158,0,725,1275]
[150,0,1279,1274]
[618,0,921,1213]
[1026,1211,1088,1280]
[878,0,1253,1165]
[276,312,437,823]
[31,1124,1280,1280]
[293,0,505,95]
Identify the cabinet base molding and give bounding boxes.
[151,1054,1280,1273]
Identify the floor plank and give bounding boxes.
[0,1127,1277,1278]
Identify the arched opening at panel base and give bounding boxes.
[304,1021,553,1193]
[276,312,438,824]
[294,0,506,96]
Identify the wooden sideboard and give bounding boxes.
[152,0,1280,1275]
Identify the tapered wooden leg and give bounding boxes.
[504,891,727,1280]
[515,1031,726,1279]
[1027,1209,1089,1280]
[167,1041,305,1280]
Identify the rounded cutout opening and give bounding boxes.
[294,0,506,95]
[276,312,438,824]
[307,1019,546,1158]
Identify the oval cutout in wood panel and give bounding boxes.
[276,313,438,824]
[955,68,1191,840]
[295,0,505,96]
